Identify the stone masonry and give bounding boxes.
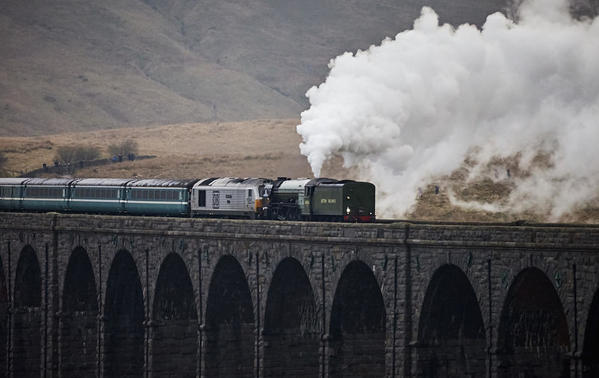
[0,212,599,377]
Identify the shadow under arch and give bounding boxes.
[61,247,98,377]
[205,255,254,378]
[263,257,319,377]
[13,245,41,378]
[152,252,197,378]
[329,260,385,377]
[0,255,7,378]
[104,249,144,378]
[582,287,599,377]
[416,264,486,377]
[497,267,570,378]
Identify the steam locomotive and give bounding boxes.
[0,177,375,222]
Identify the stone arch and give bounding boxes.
[329,260,386,377]
[13,245,42,377]
[497,267,570,378]
[582,287,599,377]
[263,257,319,377]
[152,252,197,377]
[0,255,7,378]
[61,247,98,377]
[416,264,486,377]
[104,249,144,378]
[204,255,254,377]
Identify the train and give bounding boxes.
[0,177,376,222]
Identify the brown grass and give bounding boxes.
[0,118,350,180]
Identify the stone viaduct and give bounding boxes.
[0,212,598,377]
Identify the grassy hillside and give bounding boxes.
[0,0,302,136]
[0,118,349,179]
[0,0,508,136]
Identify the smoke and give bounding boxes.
[297,0,599,220]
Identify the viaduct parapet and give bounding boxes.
[0,212,598,377]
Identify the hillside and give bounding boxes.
[0,0,509,136]
[0,119,348,179]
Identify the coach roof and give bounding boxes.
[128,179,198,188]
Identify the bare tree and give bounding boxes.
[108,139,138,157]
[55,145,100,164]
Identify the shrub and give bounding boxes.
[55,145,101,163]
[108,139,138,157]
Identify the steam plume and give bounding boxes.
[297,0,599,219]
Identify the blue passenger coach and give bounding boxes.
[0,178,28,211]
[70,178,132,214]
[124,179,195,216]
[21,178,72,212]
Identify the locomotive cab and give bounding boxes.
[307,179,375,222]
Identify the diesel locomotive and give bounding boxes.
[0,176,375,222]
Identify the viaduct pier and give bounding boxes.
[0,212,598,377]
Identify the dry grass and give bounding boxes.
[0,118,349,180]
[407,154,599,224]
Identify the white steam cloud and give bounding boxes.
[297,0,599,220]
